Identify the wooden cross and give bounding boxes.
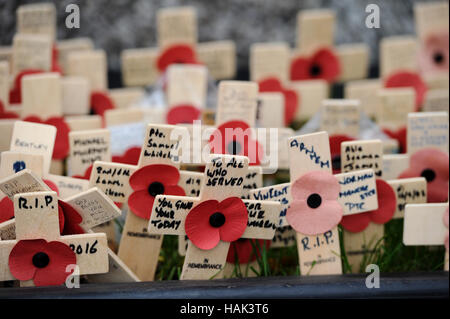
[89,124,204,281]
[345,79,381,119]
[121,7,236,88]
[56,37,94,76]
[404,202,449,271]
[16,3,56,40]
[387,178,427,219]
[319,99,361,138]
[250,132,378,275]
[414,1,449,41]
[0,190,109,287]
[61,76,90,116]
[290,80,328,122]
[340,139,388,272]
[378,88,415,131]
[380,36,418,79]
[250,42,290,84]
[407,112,449,155]
[67,50,108,93]
[12,33,52,75]
[147,154,280,280]
[335,43,369,82]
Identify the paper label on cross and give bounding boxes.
[407,112,449,154]
[388,178,427,219]
[68,129,111,177]
[320,99,361,138]
[378,88,415,130]
[215,81,258,127]
[341,139,383,178]
[10,121,56,175]
[382,154,410,180]
[167,64,208,109]
[0,152,44,179]
[250,42,290,84]
[197,40,236,80]
[148,154,280,280]
[12,34,52,74]
[44,174,90,200]
[0,169,49,200]
[0,191,109,285]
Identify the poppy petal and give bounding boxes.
[185,200,221,250]
[45,117,70,159]
[166,105,201,124]
[0,197,14,223]
[290,57,312,81]
[91,91,115,116]
[8,239,46,281]
[164,185,186,197]
[129,164,181,191]
[0,100,20,119]
[418,31,449,75]
[217,197,248,242]
[128,190,155,220]
[258,77,283,91]
[340,211,372,233]
[282,88,299,125]
[312,48,341,82]
[370,179,396,224]
[384,71,427,110]
[383,127,407,154]
[112,147,141,165]
[156,44,198,72]
[59,200,85,235]
[43,179,59,195]
[329,134,355,174]
[226,239,270,264]
[290,171,340,201]
[33,241,76,286]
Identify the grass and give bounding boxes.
[149,215,445,280]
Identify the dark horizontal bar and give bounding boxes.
[0,271,448,299]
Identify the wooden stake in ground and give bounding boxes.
[148,154,280,280]
[286,131,342,275]
[404,202,449,271]
[89,124,202,281]
[340,139,397,273]
[0,190,109,287]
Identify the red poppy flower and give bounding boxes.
[112,147,142,165]
[329,134,355,174]
[384,71,427,111]
[290,48,340,83]
[0,100,19,119]
[128,164,185,220]
[9,69,43,104]
[166,105,201,124]
[51,45,62,74]
[209,120,264,166]
[72,165,93,180]
[0,196,14,223]
[383,127,407,154]
[258,77,299,125]
[90,91,115,117]
[58,200,84,235]
[399,148,449,203]
[156,44,198,72]
[8,239,76,286]
[226,239,271,264]
[444,207,449,252]
[287,171,343,235]
[23,116,70,160]
[185,197,248,250]
[419,31,449,75]
[340,179,396,233]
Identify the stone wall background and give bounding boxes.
[0,0,436,75]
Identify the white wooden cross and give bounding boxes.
[147,154,280,280]
[249,132,378,275]
[89,124,204,281]
[0,190,109,287]
[121,6,236,87]
[340,139,396,272]
[404,202,449,271]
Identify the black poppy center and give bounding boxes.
[433,52,444,65]
[148,182,165,197]
[32,252,50,269]
[420,169,436,182]
[227,140,242,155]
[209,212,226,228]
[307,193,322,209]
[332,154,341,172]
[309,64,322,77]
